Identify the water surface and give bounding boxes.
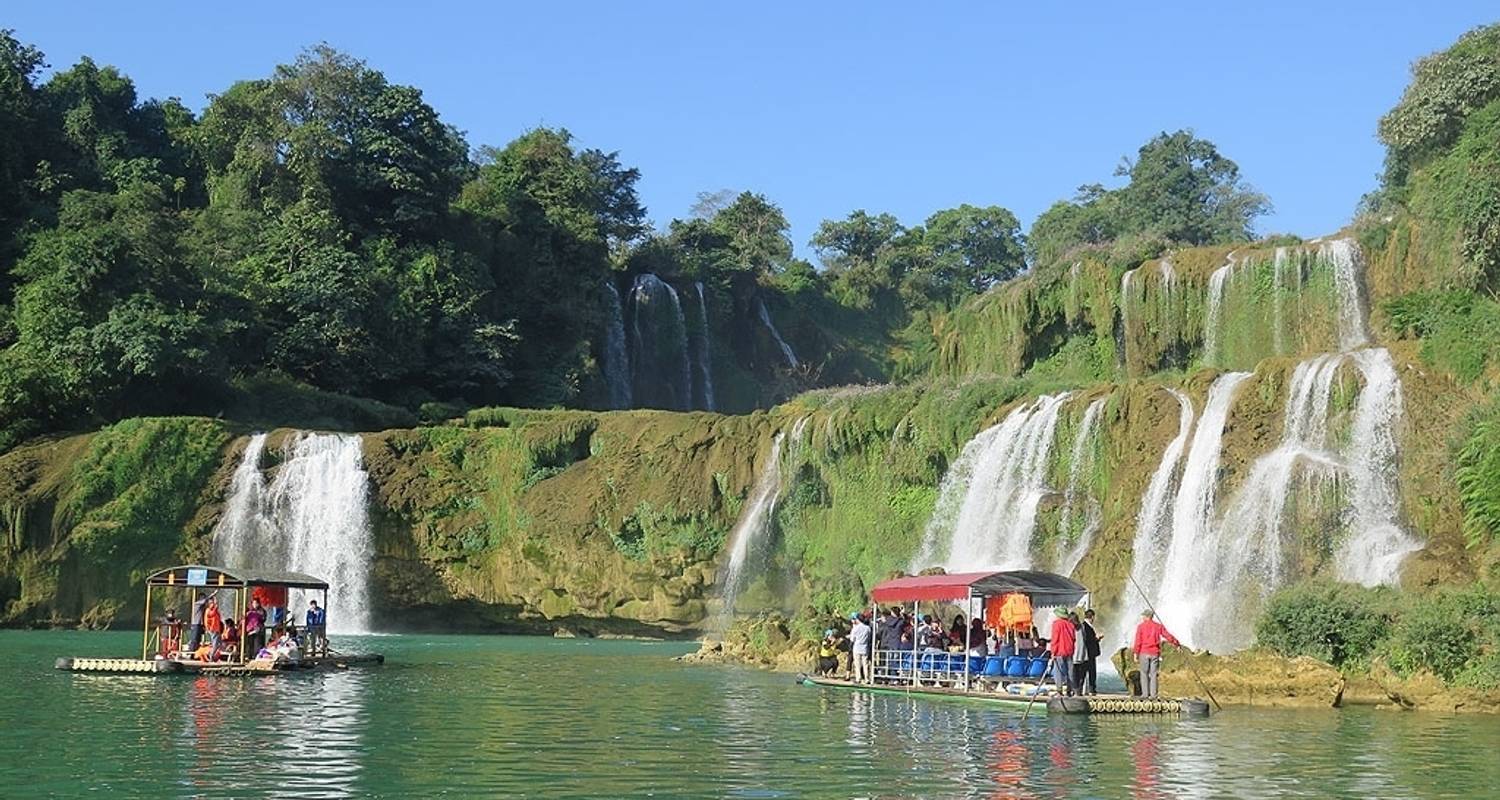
[0,631,1495,798]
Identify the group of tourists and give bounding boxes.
[157,593,329,663]
[817,600,1185,699]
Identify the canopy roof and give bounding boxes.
[871,570,1088,606]
[145,565,329,591]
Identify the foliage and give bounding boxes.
[60,417,228,564]
[1455,398,1500,547]
[1254,580,1395,668]
[1382,586,1500,682]
[1377,23,1500,185]
[1027,130,1268,265]
[1384,290,1500,383]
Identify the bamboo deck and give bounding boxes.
[55,653,384,676]
[798,675,1209,716]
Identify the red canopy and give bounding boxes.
[870,570,1089,606]
[871,572,997,603]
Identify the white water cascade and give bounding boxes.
[630,274,694,411]
[1203,257,1235,365]
[1323,239,1370,350]
[601,282,633,410]
[717,417,810,626]
[1272,246,1290,356]
[691,282,717,411]
[1056,397,1107,576]
[1122,389,1195,609]
[1338,348,1420,585]
[913,393,1072,572]
[212,432,374,633]
[1151,372,1252,647]
[756,297,799,369]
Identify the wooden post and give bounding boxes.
[141,585,152,660]
[238,587,247,664]
[963,589,973,692]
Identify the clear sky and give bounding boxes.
[8,1,1498,257]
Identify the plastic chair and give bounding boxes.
[1027,657,1049,678]
[1005,657,1028,677]
[983,657,1005,677]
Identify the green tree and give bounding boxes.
[811,210,907,310]
[711,191,793,276]
[1115,130,1269,245]
[920,204,1026,298]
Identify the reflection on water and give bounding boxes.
[3,631,1500,799]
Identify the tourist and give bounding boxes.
[849,612,872,684]
[1048,609,1077,696]
[203,595,222,648]
[188,593,209,651]
[217,618,240,662]
[1074,609,1102,695]
[817,630,840,675]
[244,598,266,658]
[306,599,328,656]
[159,609,183,658]
[949,614,967,645]
[968,618,987,655]
[917,615,944,652]
[1133,610,1181,698]
[875,608,903,677]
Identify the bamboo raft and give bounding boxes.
[798,675,1210,716]
[56,653,385,676]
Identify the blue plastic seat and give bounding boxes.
[899,653,914,673]
[1004,656,1027,677]
[1027,657,1049,678]
[983,656,1004,677]
[947,654,965,673]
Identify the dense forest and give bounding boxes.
[0,30,1271,450]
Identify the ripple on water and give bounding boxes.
[3,632,1500,799]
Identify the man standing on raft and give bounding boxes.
[1133,610,1181,698]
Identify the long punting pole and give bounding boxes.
[1125,572,1221,711]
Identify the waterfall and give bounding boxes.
[1322,239,1370,351]
[601,282,633,410]
[1119,268,1138,332]
[1056,397,1107,576]
[1152,372,1252,646]
[690,282,716,411]
[212,432,374,634]
[756,297,799,369]
[1117,389,1195,635]
[717,417,809,626]
[915,393,1072,572]
[1203,259,1234,366]
[1159,258,1177,290]
[629,274,693,410]
[1338,348,1420,585]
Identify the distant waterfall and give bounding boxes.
[1152,372,1252,646]
[1203,258,1234,366]
[629,274,694,411]
[212,432,374,634]
[1119,268,1138,334]
[717,417,809,626]
[1323,239,1370,350]
[689,282,716,411]
[1338,348,1419,585]
[1056,398,1107,576]
[1122,389,1195,612]
[601,282,633,410]
[914,393,1072,572]
[756,297,799,369]
[1272,247,1289,356]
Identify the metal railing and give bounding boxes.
[853,649,1062,693]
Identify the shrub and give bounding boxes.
[1382,587,1500,681]
[1456,401,1500,547]
[1378,23,1500,182]
[1255,580,1395,667]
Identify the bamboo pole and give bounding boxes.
[1125,572,1221,711]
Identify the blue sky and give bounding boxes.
[8,1,1498,257]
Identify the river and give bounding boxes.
[0,631,1495,798]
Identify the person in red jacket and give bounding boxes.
[1048,608,1078,696]
[1132,610,1181,697]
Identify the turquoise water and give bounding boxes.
[1,631,1497,798]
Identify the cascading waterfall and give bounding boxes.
[601,282,633,410]
[1121,390,1195,617]
[212,432,374,634]
[717,417,809,626]
[914,393,1072,572]
[1056,398,1107,576]
[1203,258,1234,365]
[1151,372,1252,647]
[1323,239,1370,350]
[756,297,799,369]
[630,274,694,411]
[690,282,717,411]
[1338,348,1420,585]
